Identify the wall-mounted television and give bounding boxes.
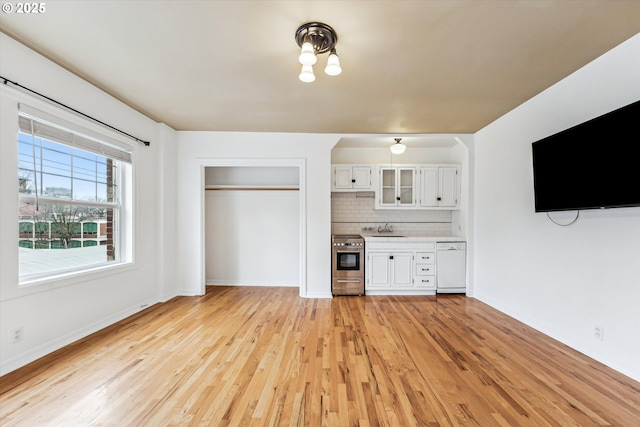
[531,99,640,213]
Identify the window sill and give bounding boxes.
[4,261,136,302]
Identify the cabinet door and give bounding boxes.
[438,167,458,207]
[419,167,438,207]
[334,166,354,189]
[379,168,397,206]
[378,167,415,207]
[391,253,413,286]
[419,166,459,208]
[352,167,371,189]
[397,168,416,207]
[368,253,391,287]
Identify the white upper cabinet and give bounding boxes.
[332,163,461,210]
[419,165,460,209]
[332,165,372,191]
[377,167,416,208]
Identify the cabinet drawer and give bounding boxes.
[416,276,435,289]
[416,264,435,275]
[416,252,435,263]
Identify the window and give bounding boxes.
[17,105,132,282]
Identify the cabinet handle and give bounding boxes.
[396,197,400,201]
[351,179,356,183]
[389,255,394,260]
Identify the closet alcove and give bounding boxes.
[204,166,300,288]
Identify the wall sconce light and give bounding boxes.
[295,22,342,82]
[390,138,406,154]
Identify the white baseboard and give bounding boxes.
[303,291,333,299]
[206,280,298,287]
[0,296,158,376]
[474,292,640,383]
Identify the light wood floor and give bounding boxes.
[1,286,639,426]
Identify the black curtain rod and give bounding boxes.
[1,75,150,146]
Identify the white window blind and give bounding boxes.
[18,104,132,163]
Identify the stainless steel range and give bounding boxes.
[331,234,365,296]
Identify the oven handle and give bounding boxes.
[336,279,362,283]
[335,250,362,253]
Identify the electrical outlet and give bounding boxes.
[594,325,603,341]
[12,327,24,343]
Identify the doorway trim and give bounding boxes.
[197,158,307,297]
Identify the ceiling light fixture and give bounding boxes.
[295,22,341,82]
[390,138,406,154]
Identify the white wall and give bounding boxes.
[175,133,338,298]
[473,34,640,381]
[205,190,299,286]
[0,34,177,374]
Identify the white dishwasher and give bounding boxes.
[436,242,466,293]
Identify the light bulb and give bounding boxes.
[298,39,317,66]
[299,64,315,83]
[324,49,342,76]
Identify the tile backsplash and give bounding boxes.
[331,192,453,236]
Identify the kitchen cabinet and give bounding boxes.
[332,165,372,191]
[414,252,436,289]
[419,165,460,208]
[377,167,416,208]
[366,241,436,294]
[367,252,413,288]
[332,163,461,210]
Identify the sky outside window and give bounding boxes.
[18,133,111,202]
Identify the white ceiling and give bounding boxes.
[1,0,639,144]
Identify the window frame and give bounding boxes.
[16,104,134,286]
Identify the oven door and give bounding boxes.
[334,250,361,272]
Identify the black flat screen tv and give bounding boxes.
[531,99,640,213]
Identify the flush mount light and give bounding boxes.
[390,138,406,154]
[295,22,342,82]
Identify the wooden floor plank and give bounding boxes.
[1,286,639,427]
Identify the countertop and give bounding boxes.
[361,235,465,243]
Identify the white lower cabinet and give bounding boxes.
[414,252,436,290]
[366,242,436,295]
[368,252,413,287]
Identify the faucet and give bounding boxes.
[377,223,393,233]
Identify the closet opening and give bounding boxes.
[203,163,305,296]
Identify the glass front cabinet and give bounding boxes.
[377,167,416,208]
